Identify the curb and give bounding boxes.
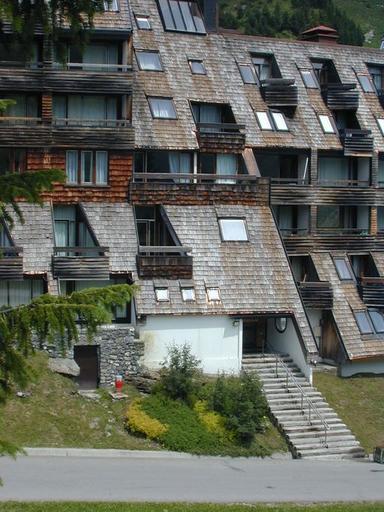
[23,448,293,461]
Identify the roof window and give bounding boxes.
[181,287,196,302]
[239,64,257,85]
[300,69,319,89]
[136,51,163,71]
[333,258,353,280]
[318,114,336,134]
[189,59,206,75]
[356,73,375,93]
[377,118,384,136]
[135,14,151,30]
[354,311,374,335]
[103,0,119,12]
[157,0,206,34]
[256,111,289,132]
[369,310,384,333]
[219,218,248,242]
[148,97,177,119]
[207,287,220,302]
[155,287,170,302]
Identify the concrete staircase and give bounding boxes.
[242,353,365,459]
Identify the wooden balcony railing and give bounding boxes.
[318,179,370,188]
[0,246,23,280]
[0,116,42,125]
[339,128,374,157]
[52,246,109,280]
[357,276,384,308]
[132,172,257,184]
[270,177,309,185]
[260,78,298,108]
[52,118,130,128]
[298,281,333,310]
[196,122,246,152]
[52,62,132,72]
[321,83,359,110]
[316,227,369,235]
[137,245,193,279]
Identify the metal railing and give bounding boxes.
[274,355,330,446]
[52,62,132,72]
[132,172,257,184]
[52,118,130,128]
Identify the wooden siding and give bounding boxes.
[271,185,384,206]
[260,79,298,108]
[27,150,132,203]
[321,83,359,111]
[0,248,23,280]
[137,254,193,279]
[284,233,384,253]
[298,281,333,309]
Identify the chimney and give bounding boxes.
[299,25,339,45]
[203,0,218,33]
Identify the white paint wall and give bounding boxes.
[140,315,242,374]
[340,359,384,377]
[266,318,311,380]
[306,309,322,349]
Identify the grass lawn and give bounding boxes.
[1,503,384,512]
[0,352,156,450]
[313,371,384,453]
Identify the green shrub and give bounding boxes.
[209,372,268,446]
[194,400,231,441]
[156,344,202,405]
[126,398,168,440]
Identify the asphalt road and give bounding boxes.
[0,453,383,503]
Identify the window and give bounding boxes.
[319,115,336,134]
[219,218,248,242]
[239,64,257,85]
[2,94,39,118]
[334,258,353,280]
[199,153,244,183]
[157,0,206,34]
[66,150,108,185]
[300,69,319,89]
[0,148,26,175]
[148,97,177,119]
[103,0,119,11]
[136,51,163,71]
[252,56,272,81]
[155,287,169,302]
[354,311,374,335]
[367,65,384,92]
[53,95,120,125]
[135,14,151,30]
[181,287,195,302]
[189,59,206,75]
[256,111,289,132]
[369,310,384,333]
[356,74,375,93]
[377,118,384,136]
[0,279,45,308]
[207,287,220,302]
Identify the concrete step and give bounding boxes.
[284,425,349,435]
[264,391,323,399]
[291,435,357,446]
[260,377,308,384]
[263,382,312,389]
[298,446,365,459]
[269,402,331,411]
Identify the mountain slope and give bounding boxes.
[334,0,384,47]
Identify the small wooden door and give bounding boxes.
[320,311,340,362]
[74,345,99,389]
[243,319,266,355]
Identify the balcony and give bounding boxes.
[0,247,23,280]
[260,79,298,109]
[340,129,374,157]
[0,64,43,92]
[137,246,193,279]
[298,281,333,309]
[52,247,110,280]
[0,117,51,146]
[321,83,359,111]
[357,277,384,308]
[196,123,246,153]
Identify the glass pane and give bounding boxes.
[207,288,220,301]
[158,0,175,29]
[358,74,375,93]
[319,115,335,134]
[9,280,32,307]
[190,60,206,75]
[219,219,248,241]
[155,288,169,301]
[189,2,206,33]
[301,70,318,88]
[181,288,195,301]
[271,112,288,131]
[96,151,108,184]
[256,111,273,130]
[334,259,353,280]
[169,0,185,30]
[318,206,340,228]
[66,150,78,183]
[239,65,256,84]
[179,1,196,32]
[137,51,162,71]
[355,311,373,334]
[377,118,384,136]
[369,311,384,333]
[81,151,93,183]
[136,16,151,29]
[149,97,176,119]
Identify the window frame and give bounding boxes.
[147,96,177,120]
[134,14,152,30]
[238,63,257,85]
[377,118,384,136]
[255,110,289,132]
[155,287,170,302]
[136,50,163,72]
[103,0,119,12]
[65,150,109,186]
[333,257,354,281]
[354,310,374,335]
[218,218,249,242]
[181,287,196,302]
[206,287,221,302]
[318,114,337,135]
[300,69,319,89]
[368,309,384,334]
[157,0,206,35]
[188,59,206,75]
[356,73,376,93]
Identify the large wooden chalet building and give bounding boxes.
[2,0,384,386]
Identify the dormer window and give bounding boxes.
[367,65,384,92]
[136,51,163,71]
[157,0,206,34]
[252,55,274,81]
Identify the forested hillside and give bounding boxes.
[216,0,384,48]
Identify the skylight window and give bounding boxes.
[189,59,206,75]
[207,287,220,302]
[377,118,384,136]
[181,287,196,302]
[300,69,319,89]
[357,73,375,93]
[148,97,177,119]
[103,0,119,12]
[155,287,169,302]
[369,310,384,333]
[354,311,374,335]
[319,115,336,134]
[135,15,151,30]
[334,258,353,281]
[239,64,257,85]
[256,111,273,131]
[136,51,163,71]
[219,218,248,242]
[157,0,206,34]
[271,112,288,131]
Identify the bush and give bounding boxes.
[209,372,268,446]
[194,400,230,441]
[156,344,202,405]
[126,398,168,440]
